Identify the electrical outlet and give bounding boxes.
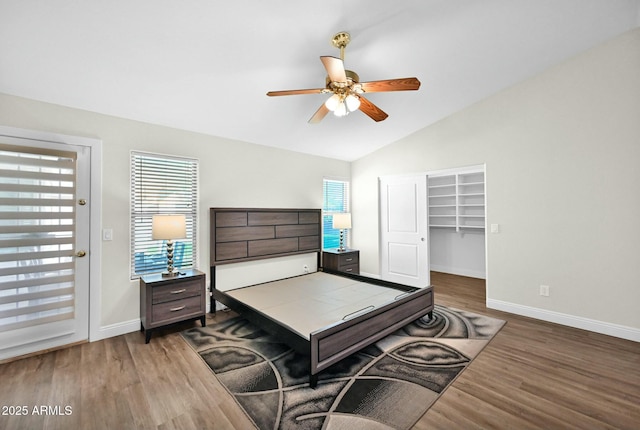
[303,264,309,273]
[539,285,550,297]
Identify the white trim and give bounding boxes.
[429,264,486,280]
[426,163,485,178]
[94,319,140,341]
[487,298,640,342]
[0,125,103,343]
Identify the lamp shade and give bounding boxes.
[345,94,361,111]
[152,214,186,240]
[332,213,352,229]
[324,94,341,111]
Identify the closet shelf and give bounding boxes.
[428,169,485,231]
[428,184,456,189]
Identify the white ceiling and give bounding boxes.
[1,1,638,161]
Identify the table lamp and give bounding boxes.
[332,213,351,252]
[152,214,186,276]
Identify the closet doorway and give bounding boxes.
[427,165,486,279]
[379,164,486,286]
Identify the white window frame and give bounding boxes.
[130,151,198,279]
[322,177,350,250]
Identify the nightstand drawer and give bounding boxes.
[338,253,359,267]
[152,295,203,323]
[340,263,359,274]
[152,279,202,304]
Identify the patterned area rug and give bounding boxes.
[181,305,505,430]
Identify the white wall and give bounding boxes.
[352,28,640,339]
[429,228,486,279]
[0,93,350,336]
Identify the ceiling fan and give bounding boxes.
[266,32,421,123]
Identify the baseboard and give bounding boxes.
[93,319,141,341]
[359,271,381,279]
[430,264,486,279]
[487,299,640,343]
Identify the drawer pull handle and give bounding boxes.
[170,289,187,294]
[345,258,353,262]
[345,268,353,272]
[170,305,186,312]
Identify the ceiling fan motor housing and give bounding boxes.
[326,69,360,91]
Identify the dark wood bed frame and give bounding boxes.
[209,207,434,387]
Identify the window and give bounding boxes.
[130,152,198,278]
[322,178,349,249]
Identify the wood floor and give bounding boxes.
[1,272,639,429]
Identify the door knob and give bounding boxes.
[76,250,87,257]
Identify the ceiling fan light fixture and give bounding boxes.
[334,101,348,117]
[324,93,341,111]
[345,94,360,111]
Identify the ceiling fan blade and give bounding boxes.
[320,56,347,83]
[308,103,330,124]
[358,96,388,122]
[360,77,421,93]
[266,88,325,97]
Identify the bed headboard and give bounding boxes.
[210,207,321,266]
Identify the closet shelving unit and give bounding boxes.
[428,170,485,231]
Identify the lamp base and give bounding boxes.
[161,270,179,277]
[337,230,347,252]
[162,240,178,277]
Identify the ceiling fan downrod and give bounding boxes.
[331,31,350,61]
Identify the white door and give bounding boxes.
[0,136,90,360]
[379,175,429,287]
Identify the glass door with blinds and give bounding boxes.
[0,138,90,360]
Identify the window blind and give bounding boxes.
[130,152,198,277]
[322,179,349,249]
[0,144,77,332]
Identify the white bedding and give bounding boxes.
[225,271,402,339]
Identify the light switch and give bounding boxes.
[103,228,113,241]
[490,224,500,234]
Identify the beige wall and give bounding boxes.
[0,93,350,329]
[352,28,640,334]
[1,27,638,341]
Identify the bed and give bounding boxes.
[209,207,434,387]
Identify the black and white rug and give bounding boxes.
[181,305,505,430]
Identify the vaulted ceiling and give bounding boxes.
[1,1,638,161]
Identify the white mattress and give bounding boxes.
[225,271,402,339]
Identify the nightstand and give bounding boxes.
[140,269,206,343]
[322,249,360,274]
